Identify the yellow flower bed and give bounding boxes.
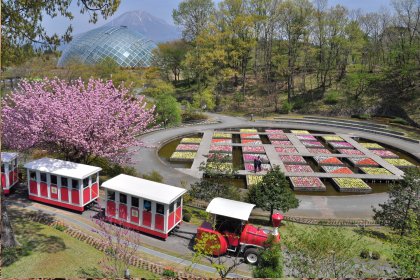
[322,135,343,141]
[213,132,232,138]
[170,151,197,160]
[291,130,310,135]
[206,162,233,172]
[360,167,392,175]
[180,137,202,144]
[240,128,258,133]
[384,158,415,167]
[360,143,384,149]
[246,175,263,186]
[334,178,371,189]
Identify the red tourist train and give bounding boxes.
[24,158,102,212]
[1,152,19,195]
[101,174,187,239]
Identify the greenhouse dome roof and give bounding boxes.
[57,25,156,68]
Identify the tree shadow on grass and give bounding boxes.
[2,208,66,267]
[353,227,391,242]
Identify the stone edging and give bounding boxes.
[24,212,198,278]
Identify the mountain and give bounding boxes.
[104,10,182,43]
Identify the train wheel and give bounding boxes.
[244,248,259,264]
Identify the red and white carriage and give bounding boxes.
[101,174,187,239]
[24,158,102,212]
[1,152,19,195]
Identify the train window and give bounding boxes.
[91,174,97,184]
[50,175,57,185]
[119,193,127,204]
[1,164,4,173]
[83,177,90,188]
[40,173,47,183]
[169,202,175,213]
[156,203,164,215]
[30,171,36,180]
[107,191,115,201]
[72,179,79,189]
[61,177,68,187]
[131,197,139,208]
[176,197,182,207]
[143,200,151,211]
[14,159,18,169]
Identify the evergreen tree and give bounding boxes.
[253,235,283,278]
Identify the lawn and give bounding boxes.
[2,215,157,279]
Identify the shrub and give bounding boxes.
[351,114,371,120]
[371,251,380,260]
[390,117,409,125]
[281,102,293,114]
[183,212,192,222]
[324,91,340,105]
[53,224,67,232]
[142,170,163,183]
[2,247,20,266]
[181,111,208,123]
[162,268,177,277]
[360,249,370,259]
[91,157,138,178]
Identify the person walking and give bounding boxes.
[253,158,258,173]
[257,156,262,172]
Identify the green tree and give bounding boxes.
[247,166,299,222]
[96,57,119,79]
[154,40,189,82]
[142,79,175,98]
[373,168,420,236]
[253,235,283,278]
[193,87,216,110]
[141,170,164,183]
[155,94,182,127]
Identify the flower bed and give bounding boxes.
[243,153,269,162]
[360,143,385,150]
[180,137,202,144]
[321,135,344,142]
[265,129,284,134]
[360,167,392,175]
[291,130,310,135]
[307,148,331,154]
[241,139,263,145]
[275,147,298,154]
[267,134,289,140]
[329,141,354,149]
[242,146,265,153]
[175,144,200,151]
[271,140,293,146]
[301,141,324,148]
[246,175,263,186]
[384,158,415,168]
[348,157,379,167]
[332,178,372,193]
[211,138,232,144]
[209,144,233,152]
[371,150,399,158]
[284,164,314,173]
[279,155,306,164]
[240,128,258,133]
[240,133,260,139]
[322,166,353,174]
[297,135,317,141]
[245,163,271,171]
[207,153,232,162]
[314,156,344,165]
[206,162,233,172]
[290,177,326,191]
[213,132,232,139]
[337,149,364,155]
[170,151,197,162]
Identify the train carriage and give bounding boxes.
[1,152,19,195]
[24,158,102,212]
[102,174,187,239]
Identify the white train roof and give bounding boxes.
[1,152,18,163]
[206,197,255,221]
[101,174,187,204]
[24,158,101,179]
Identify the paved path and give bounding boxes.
[132,113,420,219]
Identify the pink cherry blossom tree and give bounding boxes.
[1,78,155,164]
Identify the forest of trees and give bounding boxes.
[155,0,419,124]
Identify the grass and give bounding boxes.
[2,216,157,279]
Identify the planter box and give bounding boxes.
[296,135,317,141]
[360,143,385,150]
[211,138,232,144]
[241,139,263,145]
[265,129,284,134]
[348,157,379,167]
[279,155,306,164]
[290,177,326,191]
[329,141,354,149]
[175,144,200,151]
[321,135,344,142]
[245,163,271,171]
[209,144,233,153]
[271,140,294,146]
[170,151,197,162]
[291,130,310,135]
[301,141,324,148]
[275,147,298,154]
[180,137,202,144]
[242,146,265,153]
[360,167,392,175]
[322,166,353,174]
[243,153,269,163]
[384,158,415,168]
[314,156,344,166]
[371,150,399,158]
[284,164,314,173]
[337,149,364,155]
[213,132,232,139]
[246,175,263,186]
[267,134,289,140]
[307,148,332,154]
[332,178,372,193]
[240,133,260,139]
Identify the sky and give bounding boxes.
[42,0,392,36]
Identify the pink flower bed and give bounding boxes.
[301,141,324,148]
[348,157,379,166]
[285,164,314,173]
[267,134,289,140]
[240,133,260,139]
[245,163,271,171]
[242,139,263,145]
[207,153,232,161]
[329,141,354,149]
[297,135,317,141]
[271,140,293,146]
[337,149,364,155]
[322,166,354,174]
[243,146,265,153]
[210,144,232,152]
[371,150,399,158]
[176,144,200,151]
[307,148,331,154]
[275,147,298,154]
[265,129,284,134]
[243,154,269,162]
[290,177,326,191]
[279,155,306,164]
[211,138,232,144]
[314,156,344,165]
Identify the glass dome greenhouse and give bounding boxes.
[57,25,156,68]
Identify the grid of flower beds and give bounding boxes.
[332,178,372,193]
[290,177,326,191]
[359,142,415,169]
[208,132,233,163]
[170,137,202,162]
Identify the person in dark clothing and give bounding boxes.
[257,156,262,172]
[253,158,258,173]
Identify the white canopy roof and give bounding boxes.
[206,197,255,221]
[101,174,187,205]
[1,152,18,163]
[24,158,101,180]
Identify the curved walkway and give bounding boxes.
[131,113,420,219]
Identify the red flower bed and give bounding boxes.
[271,140,293,146]
[322,166,354,174]
[243,146,265,153]
[279,155,306,164]
[307,148,331,154]
[275,147,298,153]
[337,149,364,155]
[267,134,289,140]
[241,139,263,145]
[284,164,314,173]
[265,129,284,134]
[211,138,232,144]
[314,156,344,165]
